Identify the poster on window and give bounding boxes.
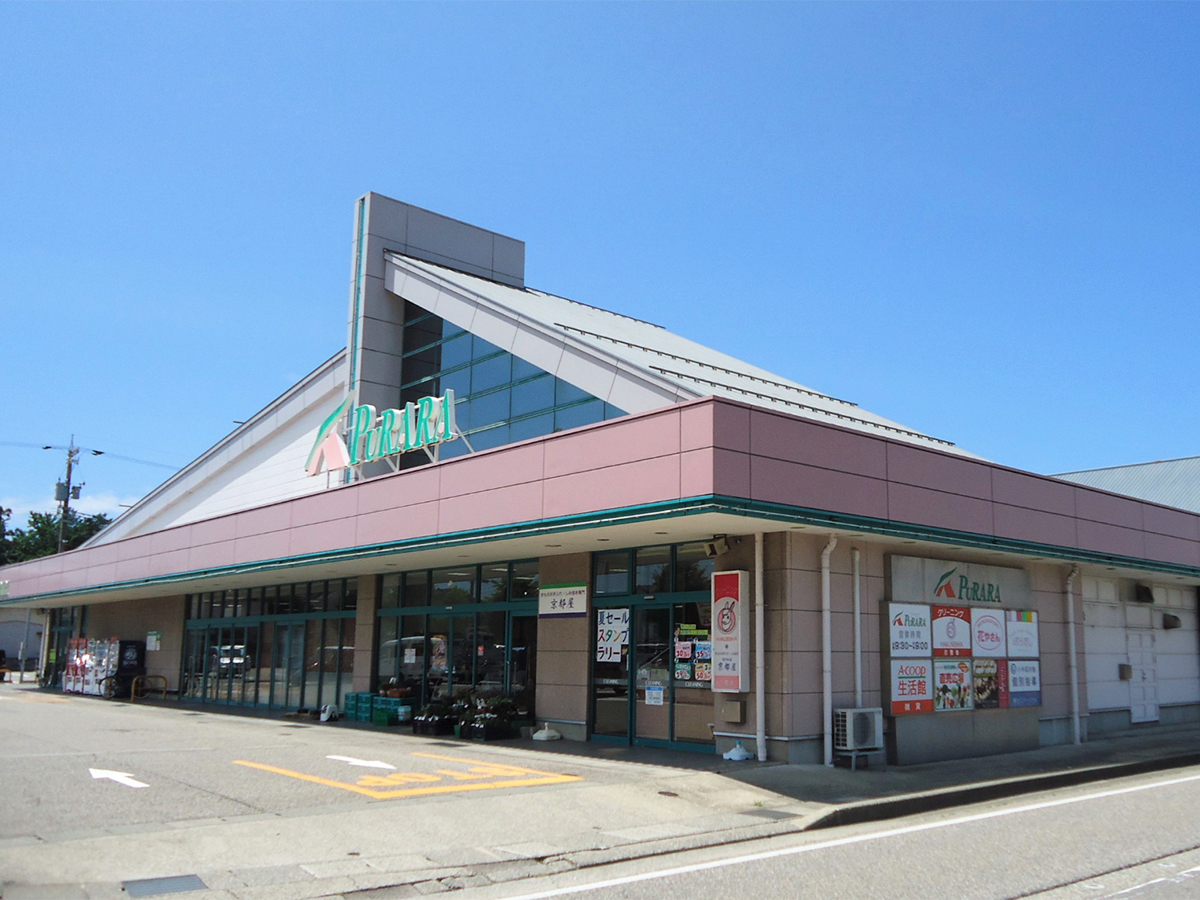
[934,660,974,711]
[596,608,629,663]
[1008,660,1042,707]
[890,659,934,715]
[1006,610,1040,658]
[971,608,1007,658]
[888,603,932,658]
[972,658,1009,709]
[931,605,972,657]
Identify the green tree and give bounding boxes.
[7,510,112,562]
[0,507,10,566]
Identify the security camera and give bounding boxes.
[704,537,730,557]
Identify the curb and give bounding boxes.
[806,751,1200,830]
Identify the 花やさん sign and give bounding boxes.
[711,570,749,693]
[891,659,933,714]
[888,603,932,657]
[971,608,1007,658]
[305,392,460,476]
[890,555,1031,607]
[539,583,588,619]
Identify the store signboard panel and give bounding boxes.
[540,583,588,619]
[1008,660,1042,707]
[971,609,1007,658]
[932,605,972,657]
[891,555,1031,607]
[888,603,932,658]
[1006,611,1040,658]
[973,658,1009,709]
[934,660,974,711]
[890,659,934,714]
[712,571,749,692]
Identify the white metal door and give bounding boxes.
[1127,631,1159,723]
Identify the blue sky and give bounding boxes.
[2,3,1198,524]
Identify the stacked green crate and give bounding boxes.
[372,696,401,726]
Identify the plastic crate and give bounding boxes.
[372,708,399,727]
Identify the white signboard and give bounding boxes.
[890,659,934,715]
[1008,660,1042,707]
[891,555,1032,607]
[539,583,588,619]
[931,605,972,657]
[1006,610,1040,658]
[888,603,932,658]
[645,684,665,706]
[971,608,1007,658]
[711,570,749,692]
[595,608,630,663]
[146,631,162,652]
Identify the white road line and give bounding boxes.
[508,770,1200,900]
[1107,863,1200,897]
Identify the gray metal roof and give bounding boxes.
[1055,456,1200,513]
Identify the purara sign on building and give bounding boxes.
[306,392,460,476]
[711,570,749,693]
[890,555,1031,608]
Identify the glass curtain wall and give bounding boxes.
[182,579,357,711]
[376,559,539,713]
[398,300,625,465]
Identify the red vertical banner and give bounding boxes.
[711,570,748,693]
[997,659,1010,709]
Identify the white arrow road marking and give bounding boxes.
[89,768,148,788]
[326,755,396,770]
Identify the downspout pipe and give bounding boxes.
[1066,565,1081,745]
[755,532,767,762]
[852,548,862,708]
[821,534,838,766]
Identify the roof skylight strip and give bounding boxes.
[554,323,858,408]
[654,367,956,448]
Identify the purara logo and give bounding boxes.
[892,611,927,628]
[934,569,958,599]
[305,391,460,477]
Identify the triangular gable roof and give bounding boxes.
[388,254,977,458]
[85,350,348,546]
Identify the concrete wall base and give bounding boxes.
[1086,703,1200,737]
[889,708,1040,765]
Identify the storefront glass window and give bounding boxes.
[674,542,715,592]
[480,563,509,603]
[595,551,631,596]
[404,571,428,607]
[432,568,476,605]
[380,574,401,609]
[512,561,539,599]
[635,546,671,594]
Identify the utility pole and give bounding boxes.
[55,437,82,554]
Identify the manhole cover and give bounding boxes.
[122,874,207,897]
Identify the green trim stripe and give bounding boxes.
[4,493,1198,606]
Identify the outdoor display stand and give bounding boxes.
[61,638,145,698]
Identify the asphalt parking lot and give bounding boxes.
[0,683,803,899]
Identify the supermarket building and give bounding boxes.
[2,193,1198,765]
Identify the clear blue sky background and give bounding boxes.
[2,3,1198,524]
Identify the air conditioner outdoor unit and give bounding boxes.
[833,707,884,752]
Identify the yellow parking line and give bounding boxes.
[233,754,581,800]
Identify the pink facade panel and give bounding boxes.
[751,456,888,519]
[1143,533,1200,568]
[542,454,682,519]
[887,443,993,500]
[679,402,716,453]
[189,516,234,548]
[355,501,440,547]
[1142,503,1200,541]
[188,540,237,572]
[356,466,440,515]
[1076,520,1147,560]
[234,531,293,565]
[992,469,1078,517]
[234,502,294,539]
[993,503,1079,549]
[887,482,995,536]
[711,402,751,453]
[750,410,888,479]
[542,410,682,479]
[439,442,545,498]
[289,482,359,528]
[289,519,357,557]
[1075,488,1145,530]
[679,448,717,497]
[149,526,193,556]
[711,448,751,498]
[439,482,545,534]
